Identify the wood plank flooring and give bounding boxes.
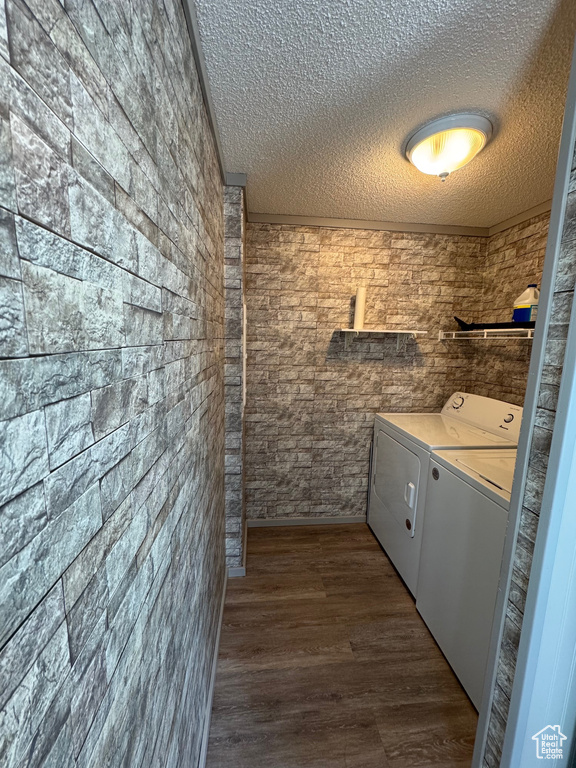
[206,524,477,768]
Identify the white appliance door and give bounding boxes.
[373,429,420,537]
[416,460,508,709]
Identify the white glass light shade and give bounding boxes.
[405,114,493,180]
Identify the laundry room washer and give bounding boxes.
[416,448,517,709]
[367,392,522,596]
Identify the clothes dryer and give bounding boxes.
[367,392,521,596]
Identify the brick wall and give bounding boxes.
[245,219,549,522]
[0,1,225,767]
[245,224,484,520]
[224,185,246,570]
[468,212,550,406]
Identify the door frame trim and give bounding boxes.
[471,36,576,768]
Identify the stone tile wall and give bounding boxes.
[245,224,485,520]
[224,186,246,570]
[244,218,549,521]
[0,2,225,767]
[481,198,575,765]
[468,212,550,406]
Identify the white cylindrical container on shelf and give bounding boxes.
[513,284,539,322]
[353,286,367,330]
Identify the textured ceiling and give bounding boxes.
[193,0,576,228]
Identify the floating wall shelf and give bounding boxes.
[438,328,535,341]
[340,328,428,351]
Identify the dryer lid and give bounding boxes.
[377,392,523,447]
[376,414,515,450]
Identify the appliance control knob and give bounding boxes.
[432,468,440,481]
[503,413,514,423]
[452,396,465,409]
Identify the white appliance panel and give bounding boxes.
[373,430,421,538]
[440,391,523,442]
[416,457,510,709]
[368,428,428,595]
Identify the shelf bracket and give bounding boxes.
[344,331,357,351]
[397,333,407,352]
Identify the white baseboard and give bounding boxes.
[198,570,227,768]
[247,515,367,527]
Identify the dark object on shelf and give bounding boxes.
[454,316,536,332]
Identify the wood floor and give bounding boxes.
[206,524,478,768]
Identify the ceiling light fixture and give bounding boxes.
[405,114,493,181]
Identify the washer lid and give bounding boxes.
[376,414,516,450]
[432,449,518,504]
